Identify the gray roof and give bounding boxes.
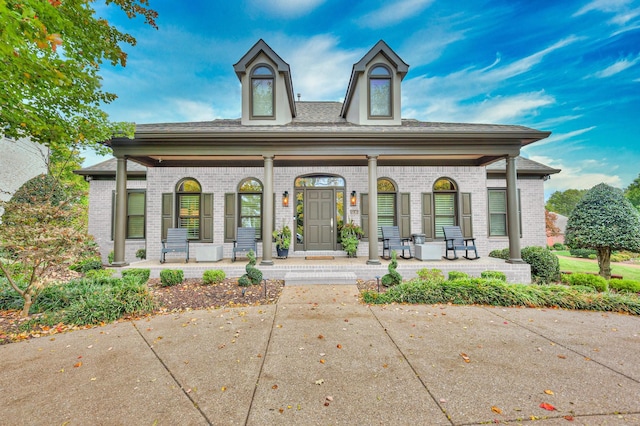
[74,158,146,176]
[486,157,561,175]
[133,102,541,135]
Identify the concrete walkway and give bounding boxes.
[1,285,639,425]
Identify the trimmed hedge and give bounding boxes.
[481,271,507,281]
[203,269,226,285]
[160,269,184,287]
[609,278,640,294]
[521,246,560,284]
[121,268,151,285]
[563,272,608,292]
[448,271,468,281]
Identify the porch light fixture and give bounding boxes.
[350,190,357,206]
[282,191,289,207]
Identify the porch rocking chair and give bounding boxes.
[160,228,190,263]
[442,226,479,260]
[232,227,257,262]
[381,226,412,259]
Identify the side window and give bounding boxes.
[111,190,146,240]
[368,64,392,117]
[176,178,201,240]
[377,178,397,238]
[433,178,457,238]
[488,188,522,237]
[251,64,275,118]
[238,178,263,240]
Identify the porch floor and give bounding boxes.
[118,255,532,284]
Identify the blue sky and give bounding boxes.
[87,0,640,198]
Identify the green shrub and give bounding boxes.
[570,248,597,258]
[381,251,402,287]
[416,268,444,282]
[203,269,226,285]
[565,273,608,292]
[552,243,565,251]
[521,246,560,284]
[108,250,114,265]
[448,271,468,281]
[70,257,103,273]
[160,269,184,287]
[121,268,151,284]
[85,269,115,279]
[588,254,597,260]
[609,279,640,294]
[361,278,640,315]
[135,249,147,260]
[481,271,507,281]
[238,250,262,287]
[610,252,631,263]
[489,248,510,260]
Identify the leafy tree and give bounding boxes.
[565,183,640,279]
[545,189,588,216]
[0,0,157,151]
[0,179,93,316]
[624,173,640,210]
[545,210,560,237]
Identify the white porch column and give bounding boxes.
[112,155,129,267]
[367,155,381,265]
[261,155,274,266]
[506,155,524,264]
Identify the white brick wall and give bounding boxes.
[89,165,547,263]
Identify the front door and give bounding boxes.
[306,189,335,250]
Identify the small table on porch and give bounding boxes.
[196,244,223,262]
[415,243,442,261]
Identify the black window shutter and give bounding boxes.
[398,192,411,239]
[422,192,433,239]
[201,193,213,242]
[461,192,473,238]
[161,193,173,240]
[361,193,369,241]
[224,193,236,242]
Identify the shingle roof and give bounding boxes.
[486,156,560,175]
[133,102,542,135]
[74,158,146,176]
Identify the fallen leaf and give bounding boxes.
[326,396,333,401]
[324,401,330,406]
[272,384,278,390]
[90,377,97,381]
[278,408,284,414]
[460,353,471,363]
[544,389,554,395]
[336,344,342,349]
[221,386,227,392]
[564,415,574,421]
[318,334,324,339]
[539,402,556,411]
[558,354,567,359]
[382,364,388,368]
[73,361,82,368]
[314,379,324,385]
[319,359,326,364]
[491,406,503,414]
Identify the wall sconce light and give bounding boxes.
[282,191,289,207]
[350,190,357,206]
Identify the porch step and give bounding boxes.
[284,271,357,285]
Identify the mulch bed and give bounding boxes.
[0,277,382,345]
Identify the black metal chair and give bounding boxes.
[442,226,479,260]
[381,226,412,259]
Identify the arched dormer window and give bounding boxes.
[368,65,392,118]
[176,178,202,239]
[251,65,275,118]
[238,178,263,240]
[433,178,458,238]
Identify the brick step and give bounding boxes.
[284,271,357,285]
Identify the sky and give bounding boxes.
[86,0,640,199]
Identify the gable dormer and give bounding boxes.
[340,40,409,125]
[233,40,296,125]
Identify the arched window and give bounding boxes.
[251,64,275,118]
[377,178,397,238]
[368,65,392,117]
[433,178,457,238]
[176,178,202,239]
[238,178,263,239]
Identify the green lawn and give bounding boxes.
[557,256,640,281]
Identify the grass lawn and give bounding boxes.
[557,256,640,281]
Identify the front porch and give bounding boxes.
[118,254,532,284]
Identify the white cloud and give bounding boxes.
[278,35,360,100]
[574,0,634,16]
[469,93,555,123]
[171,100,219,122]
[401,24,467,65]
[533,126,597,147]
[592,54,640,78]
[529,155,623,194]
[247,0,326,17]
[358,0,434,28]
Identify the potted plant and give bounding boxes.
[272,223,292,258]
[340,221,364,258]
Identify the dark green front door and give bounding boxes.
[306,189,335,250]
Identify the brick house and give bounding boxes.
[76,40,560,270]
